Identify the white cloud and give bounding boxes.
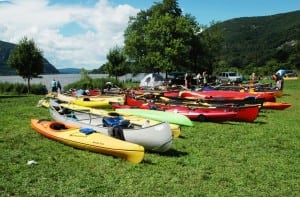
[0,0,139,69]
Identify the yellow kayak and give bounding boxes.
[71,99,111,108]
[54,93,123,108]
[31,119,144,163]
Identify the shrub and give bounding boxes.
[0,82,47,95]
[63,77,124,91]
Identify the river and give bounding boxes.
[0,73,148,90]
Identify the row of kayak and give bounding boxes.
[31,89,291,163]
[47,91,292,123]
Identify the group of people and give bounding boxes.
[51,79,62,93]
[184,71,208,88]
[252,71,284,90]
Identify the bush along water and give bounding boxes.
[0,82,48,95]
[63,77,124,92]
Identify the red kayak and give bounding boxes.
[112,102,237,122]
[229,104,260,122]
[161,105,238,122]
[120,96,259,122]
[179,90,275,102]
[163,91,180,98]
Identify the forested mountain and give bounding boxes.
[0,40,59,75]
[212,10,300,73]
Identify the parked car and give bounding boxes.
[216,72,243,84]
[284,70,298,77]
[283,70,298,80]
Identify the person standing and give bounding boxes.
[196,73,202,85]
[250,72,256,84]
[184,73,188,88]
[202,71,208,86]
[51,79,57,93]
[274,73,284,90]
[57,80,62,93]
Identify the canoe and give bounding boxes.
[48,102,173,152]
[31,119,144,163]
[262,102,292,110]
[88,108,181,138]
[39,99,181,138]
[115,108,193,127]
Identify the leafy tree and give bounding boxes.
[104,46,127,80]
[124,0,221,77]
[143,14,194,75]
[265,59,281,75]
[7,37,44,93]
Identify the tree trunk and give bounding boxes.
[27,77,31,94]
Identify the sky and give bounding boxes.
[0,0,299,70]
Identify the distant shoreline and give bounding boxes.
[0,73,148,90]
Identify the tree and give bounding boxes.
[104,46,127,80]
[124,0,222,77]
[124,0,195,76]
[7,37,44,93]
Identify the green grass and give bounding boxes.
[0,80,299,196]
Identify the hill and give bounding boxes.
[0,40,59,75]
[58,68,81,74]
[212,10,300,72]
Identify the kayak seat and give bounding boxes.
[50,123,67,130]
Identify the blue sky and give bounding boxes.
[112,0,300,25]
[0,0,299,69]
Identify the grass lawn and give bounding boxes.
[0,79,299,196]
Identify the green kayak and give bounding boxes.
[115,108,193,127]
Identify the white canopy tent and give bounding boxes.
[139,73,164,87]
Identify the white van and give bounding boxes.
[216,72,243,83]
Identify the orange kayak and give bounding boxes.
[262,102,292,110]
